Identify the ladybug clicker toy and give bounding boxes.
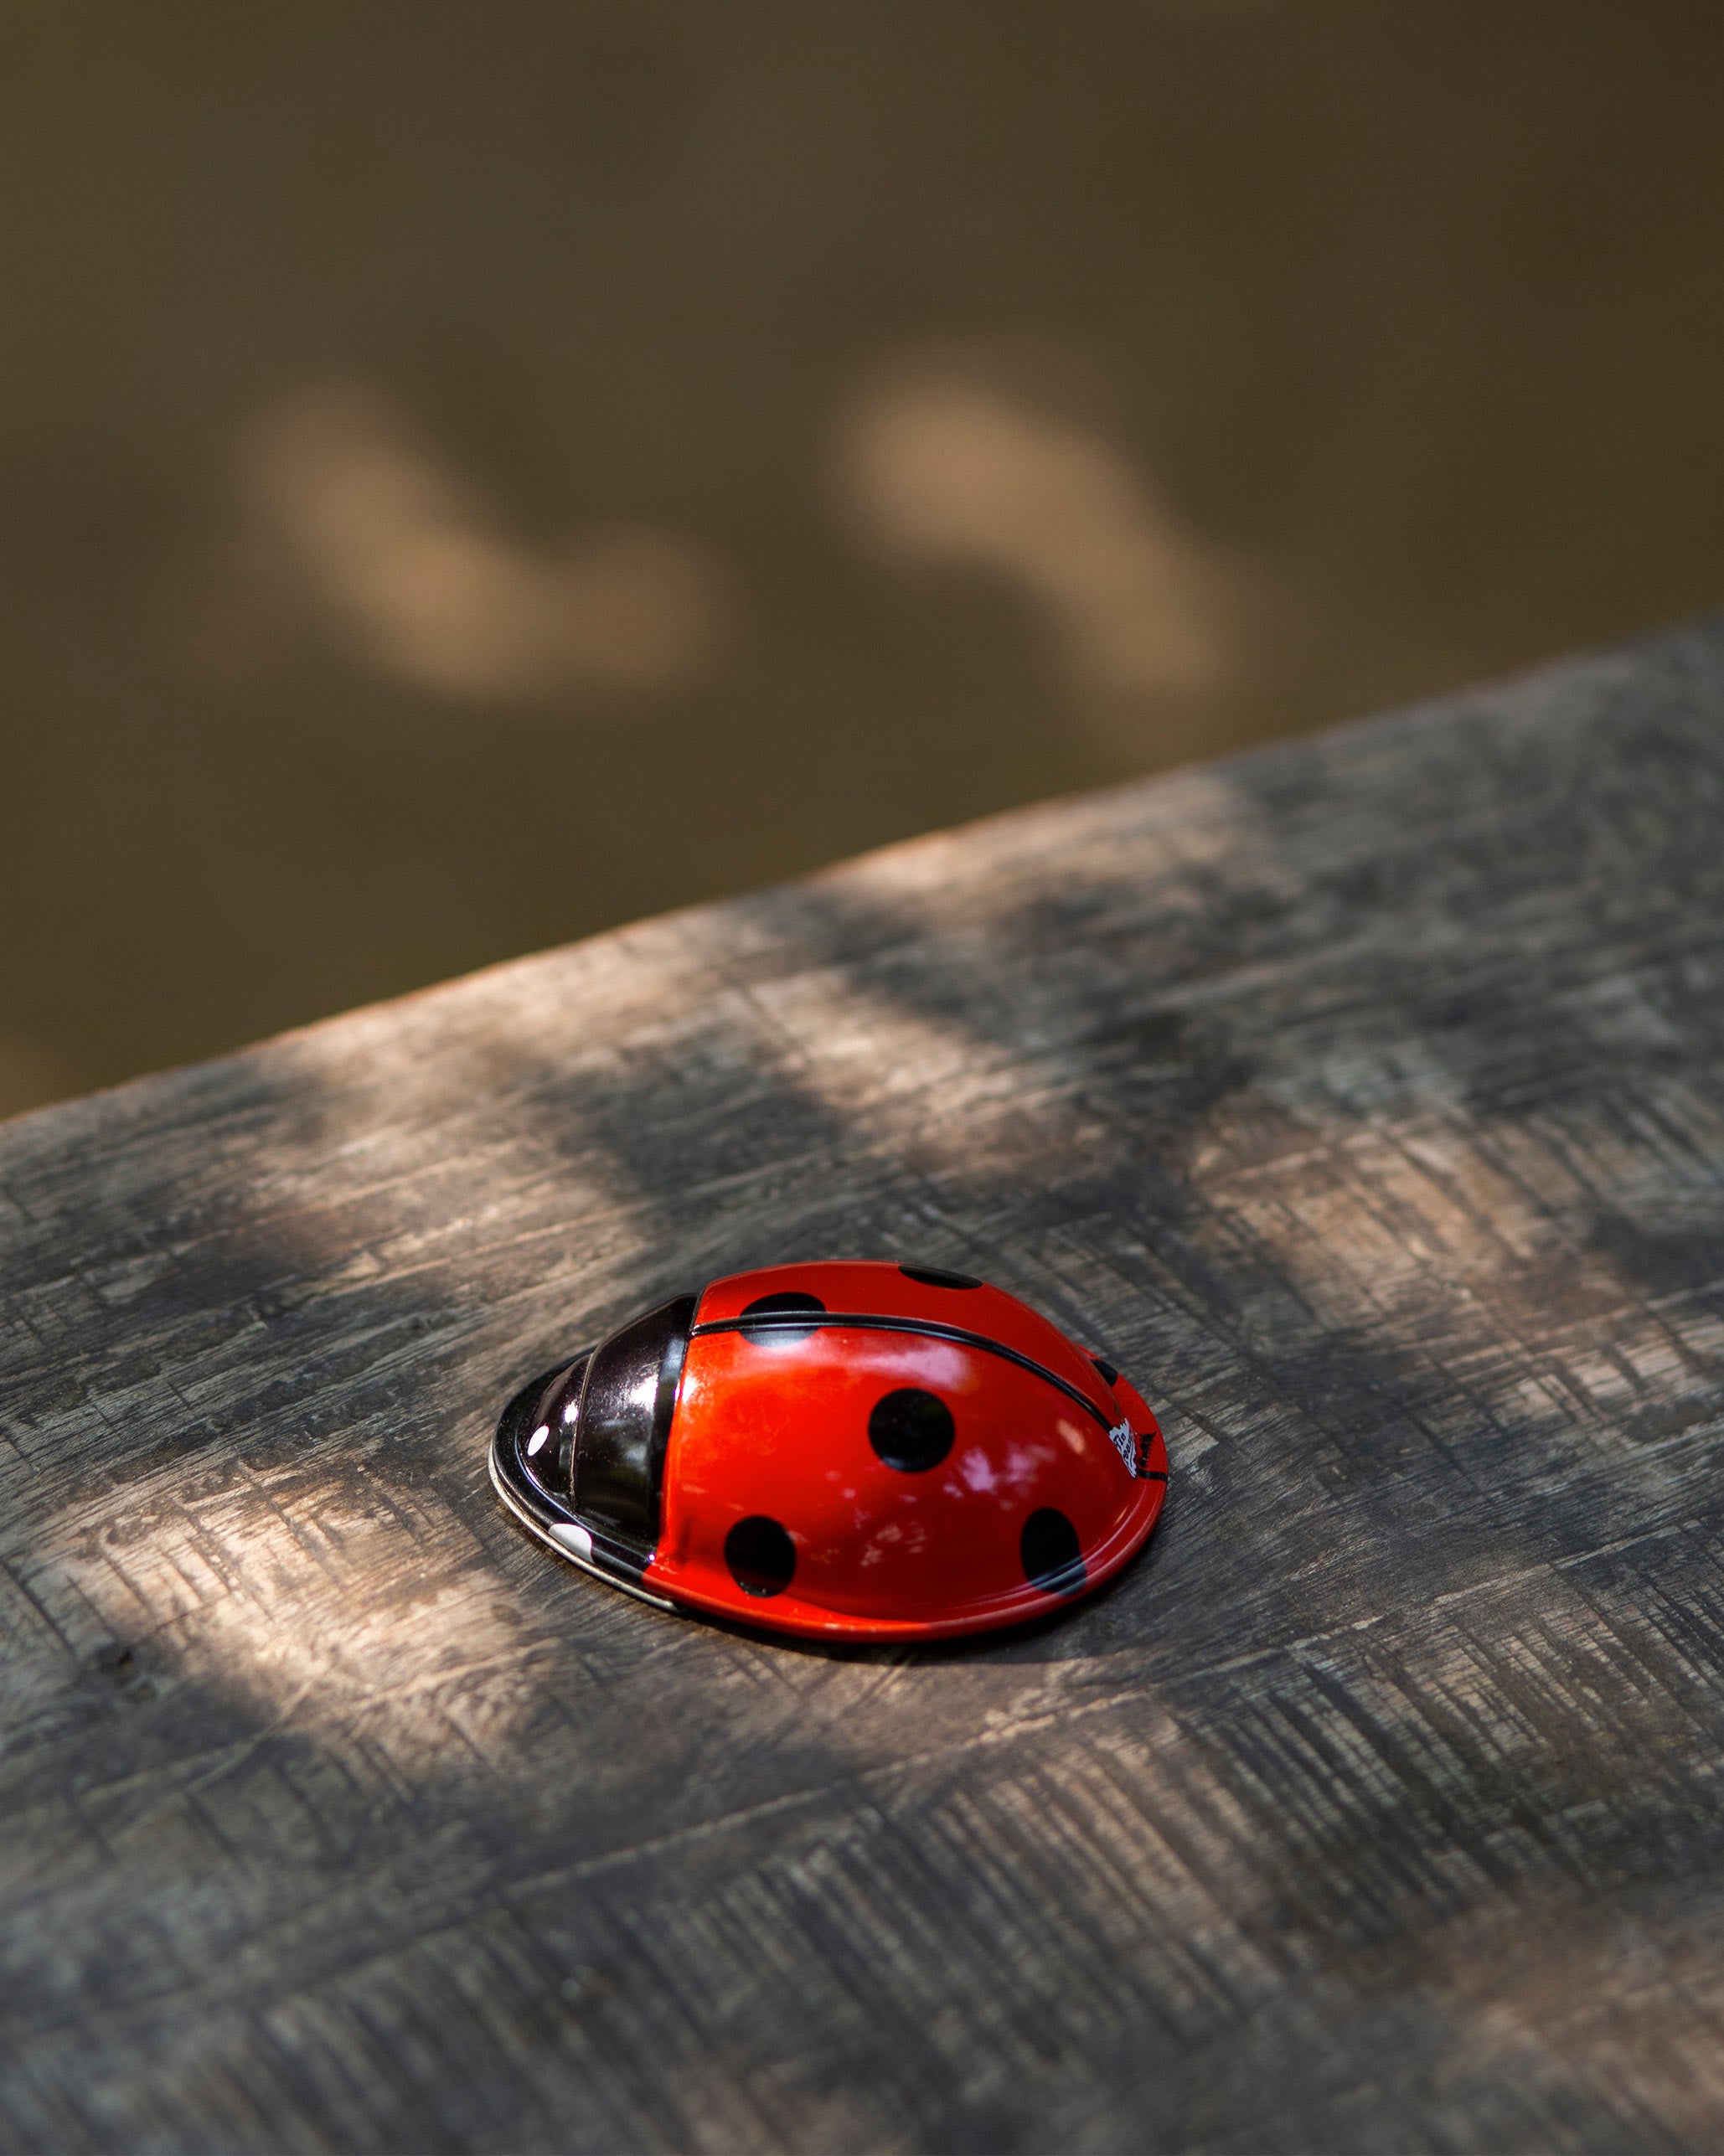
[489,1260,1169,1641]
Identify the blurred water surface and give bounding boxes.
[4,2,1724,1111]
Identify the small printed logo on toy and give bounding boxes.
[1107,1418,1138,1476]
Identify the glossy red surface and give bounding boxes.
[645,1261,1167,1639]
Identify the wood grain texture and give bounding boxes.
[8,624,1724,2152]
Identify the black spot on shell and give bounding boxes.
[725,1515,797,1596]
[1092,1356,1119,1386]
[899,1264,982,1289]
[741,1290,825,1341]
[1021,1508,1087,1596]
[868,1387,955,1473]
[743,1291,826,1318]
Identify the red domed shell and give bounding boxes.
[492,1259,1168,1642]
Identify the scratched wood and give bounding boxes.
[7,626,1724,2152]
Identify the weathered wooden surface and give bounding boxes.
[7,625,1724,2152]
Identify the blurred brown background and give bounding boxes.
[4,2,1724,1117]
